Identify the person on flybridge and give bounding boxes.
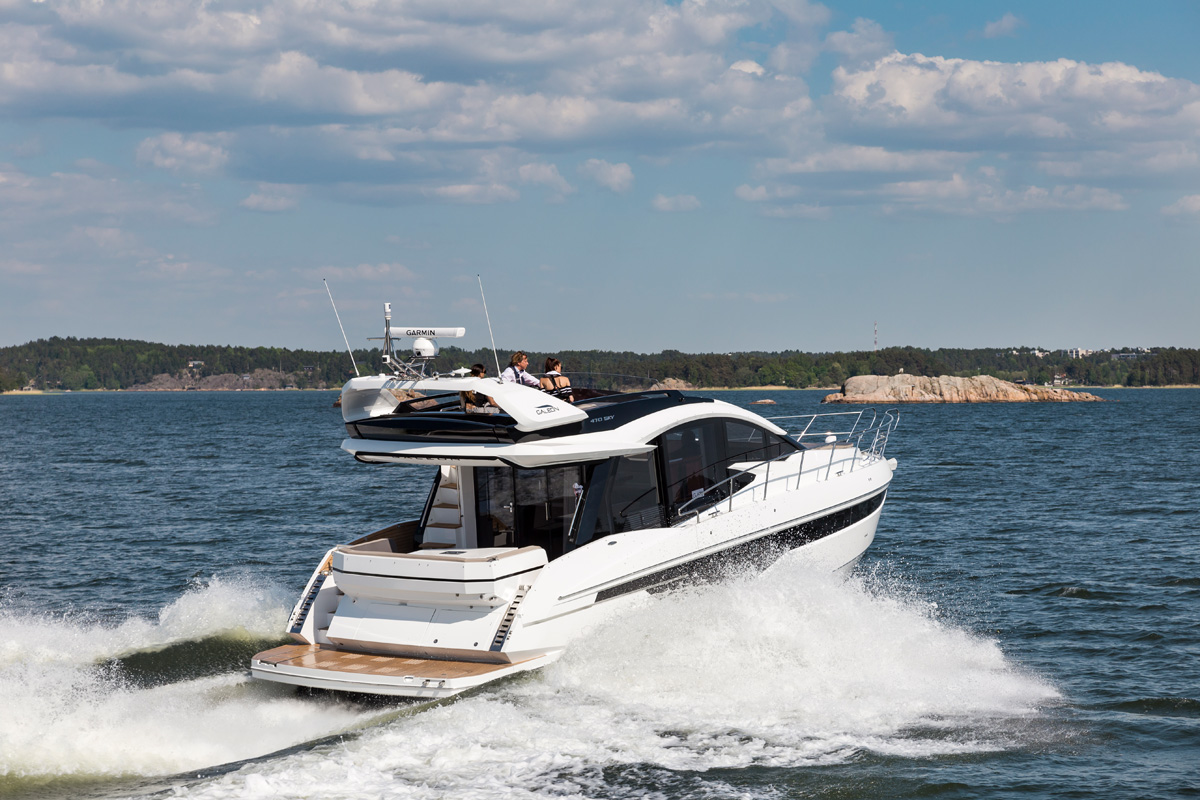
[461,363,497,414]
[540,357,574,402]
[501,351,541,388]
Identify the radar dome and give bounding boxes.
[412,337,439,358]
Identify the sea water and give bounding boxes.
[0,389,1196,798]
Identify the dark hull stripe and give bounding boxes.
[332,564,544,584]
[594,489,887,602]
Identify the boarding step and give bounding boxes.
[288,572,327,634]
[490,586,528,651]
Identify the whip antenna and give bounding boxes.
[477,275,502,379]
[324,278,359,377]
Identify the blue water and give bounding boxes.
[1,389,1197,798]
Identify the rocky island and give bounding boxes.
[822,374,1105,404]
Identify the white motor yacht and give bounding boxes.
[251,310,899,698]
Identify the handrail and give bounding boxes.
[675,408,898,521]
[765,409,877,441]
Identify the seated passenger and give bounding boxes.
[501,351,541,387]
[539,357,574,402]
[461,363,499,414]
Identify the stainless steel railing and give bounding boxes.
[675,408,898,521]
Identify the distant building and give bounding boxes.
[1066,349,1094,359]
[188,360,205,368]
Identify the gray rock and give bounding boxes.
[822,374,1105,404]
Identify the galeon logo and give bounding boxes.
[534,405,558,415]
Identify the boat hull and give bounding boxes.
[251,487,886,699]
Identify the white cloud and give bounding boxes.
[578,159,634,192]
[240,183,304,212]
[825,18,893,65]
[734,184,799,202]
[1162,195,1200,217]
[425,183,520,204]
[652,193,700,211]
[762,146,972,174]
[518,162,574,198]
[0,165,212,227]
[0,2,1196,222]
[831,53,1200,147]
[69,226,145,255]
[729,60,765,76]
[880,173,1128,215]
[136,133,230,174]
[1038,143,1200,178]
[983,13,1026,39]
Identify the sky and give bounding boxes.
[1,0,1198,355]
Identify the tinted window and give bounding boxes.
[661,418,799,519]
[661,420,723,515]
[571,454,664,548]
[475,465,584,559]
[609,453,662,533]
[475,467,515,547]
[724,420,795,465]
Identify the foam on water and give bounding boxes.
[0,577,384,781]
[0,575,288,667]
[173,560,1061,800]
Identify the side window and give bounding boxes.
[608,453,662,533]
[661,419,800,520]
[724,421,766,462]
[571,454,664,548]
[723,420,797,465]
[661,421,722,515]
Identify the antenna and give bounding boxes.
[874,321,878,352]
[477,274,502,378]
[324,278,359,377]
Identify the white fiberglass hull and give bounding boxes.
[252,453,892,700]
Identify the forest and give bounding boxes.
[1,337,1197,392]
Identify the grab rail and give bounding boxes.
[676,408,898,521]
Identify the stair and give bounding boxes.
[423,466,464,548]
[489,586,528,650]
[288,572,328,634]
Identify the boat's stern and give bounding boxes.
[251,544,553,698]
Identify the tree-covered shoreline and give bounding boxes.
[1,337,1197,392]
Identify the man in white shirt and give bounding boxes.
[501,351,541,387]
